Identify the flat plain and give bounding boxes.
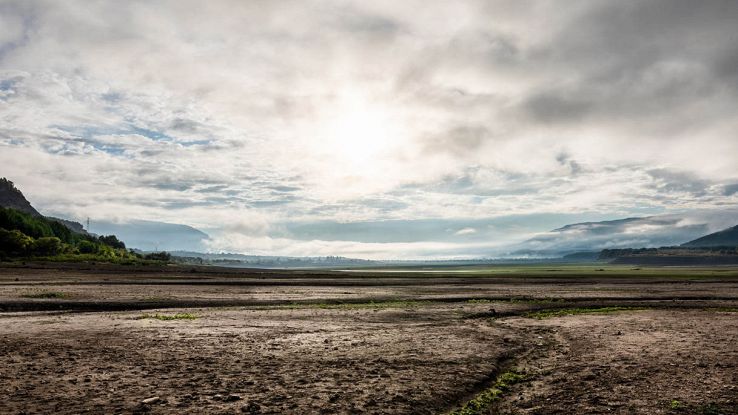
[0,263,736,414]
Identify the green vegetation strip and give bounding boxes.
[22,291,67,299]
[138,313,198,320]
[1,203,171,264]
[525,307,642,319]
[449,370,526,415]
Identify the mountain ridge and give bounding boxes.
[0,177,210,252]
[0,178,42,217]
[682,225,738,248]
[512,212,738,258]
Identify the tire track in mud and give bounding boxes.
[442,304,738,414]
[439,322,561,415]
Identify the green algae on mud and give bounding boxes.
[138,313,198,320]
[525,306,643,319]
[448,370,527,415]
[21,291,67,299]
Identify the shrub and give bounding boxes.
[32,237,63,256]
[0,207,54,238]
[144,251,171,262]
[77,240,99,254]
[0,228,34,255]
[48,220,75,244]
[99,234,126,249]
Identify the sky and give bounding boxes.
[1,0,737,258]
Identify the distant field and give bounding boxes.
[337,263,738,278]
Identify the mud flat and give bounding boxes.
[0,263,736,414]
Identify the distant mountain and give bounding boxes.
[561,251,601,261]
[48,217,87,234]
[0,178,89,234]
[0,178,42,217]
[91,220,210,252]
[682,225,738,248]
[0,177,209,251]
[512,212,738,257]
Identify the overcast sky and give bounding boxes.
[1,0,737,258]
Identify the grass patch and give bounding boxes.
[449,370,526,415]
[22,291,67,299]
[138,313,198,321]
[525,306,642,319]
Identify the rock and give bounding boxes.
[142,396,160,405]
[225,394,242,402]
[241,401,261,414]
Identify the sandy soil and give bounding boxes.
[0,263,736,414]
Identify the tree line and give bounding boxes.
[0,207,167,263]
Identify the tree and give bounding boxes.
[32,237,63,256]
[144,251,171,262]
[0,228,34,255]
[49,220,75,244]
[77,240,99,254]
[99,235,126,249]
[0,207,54,238]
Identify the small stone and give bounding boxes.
[241,401,262,414]
[225,394,242,402]
[142,396,160,405]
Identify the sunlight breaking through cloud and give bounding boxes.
[1,0,737,257]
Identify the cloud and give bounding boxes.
[0,1,737,258]
[454,227,477,236]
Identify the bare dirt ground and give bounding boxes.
[0,263,736,414]
[498,310,738,414]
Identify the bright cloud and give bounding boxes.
[1,0,737,258]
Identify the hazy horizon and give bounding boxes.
[2,1,738,258]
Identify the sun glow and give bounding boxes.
[319,93,401,167]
